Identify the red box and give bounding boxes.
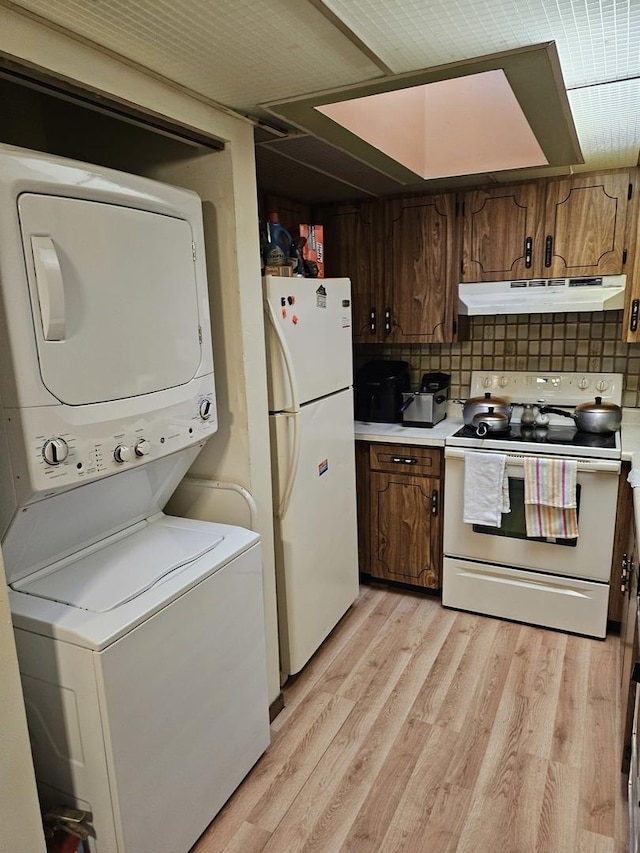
[299,224,324,278]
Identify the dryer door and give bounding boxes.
[18,194,203,404]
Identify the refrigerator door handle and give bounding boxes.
[264,297,301,413]
[277,410,301,519]
[265,298,301,518]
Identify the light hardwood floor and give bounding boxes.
[192,585,629,853]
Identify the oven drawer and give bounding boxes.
[442,557,609,638]
[369,444,442,477]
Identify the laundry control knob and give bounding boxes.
[135,439,151,457]
[42,437,69,465]
[114,444,132,464]
[199,398,213,420]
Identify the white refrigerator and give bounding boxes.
[264,275,359,676]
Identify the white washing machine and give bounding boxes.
[0,145,270,852]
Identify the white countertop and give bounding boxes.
[622,409,640,464]
[355,416,463,447]
[357,406,640,456]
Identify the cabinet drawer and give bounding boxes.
[369,444,442,477]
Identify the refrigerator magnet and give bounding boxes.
[318,459,328,476]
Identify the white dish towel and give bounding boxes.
[463,452,510,527]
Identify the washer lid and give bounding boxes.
[18,193,202,405]
[12,518,224,612]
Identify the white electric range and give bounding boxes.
[443,371,623,638]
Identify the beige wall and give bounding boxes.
[0,550,45,853]
[0,6,280,847]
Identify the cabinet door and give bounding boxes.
[387,194,456,343]
[462,183,541,281]
[355,441,371,574]
[543,172,630,277]
[320,202,382,342]
[369,471,441,589]
[621,520,639,773]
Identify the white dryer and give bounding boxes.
[0,145,270,853]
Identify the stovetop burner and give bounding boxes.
[452,422,617,450]
[449,371,624,460]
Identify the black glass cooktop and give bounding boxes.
[452,423,617,450]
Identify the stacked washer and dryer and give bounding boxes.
[0,145,270,852]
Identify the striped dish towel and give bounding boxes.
[523,456,578,539]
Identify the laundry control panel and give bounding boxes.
[5,385,217,501]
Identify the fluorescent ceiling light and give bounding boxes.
[315,70,548,179]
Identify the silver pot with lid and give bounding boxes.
[462,392,512,427]
[470,406,510,437]
[539,397,622,434]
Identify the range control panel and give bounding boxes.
[469,371,623,408]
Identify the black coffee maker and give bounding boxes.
[354,360,411,423]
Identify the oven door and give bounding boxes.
[443,447,620,582]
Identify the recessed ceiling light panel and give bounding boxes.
[316,70,548,179]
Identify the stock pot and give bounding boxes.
[462,392,512,426]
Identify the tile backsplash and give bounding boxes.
[355,310,640,408]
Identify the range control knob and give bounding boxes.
[135,439,151,457]
[114,444,132,464]
[42,437,69,465]
[577,377,590,389]
[482,377,493,389]
[498,376,509,388]
[199,398,213,420]
[596,379,609,393]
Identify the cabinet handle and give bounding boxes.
[384,308,392,335]
[524,236,533,268]
[631,299,639,333]
[391,456,418,464]
[369,307,376,334]
[431,488,439,516]
[622,553,631,595]
[544,235,553,268]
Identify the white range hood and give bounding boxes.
[459,275,626,316]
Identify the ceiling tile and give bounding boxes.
[568,78,640,170]
[321,0,640,88]
[9,0,383,108]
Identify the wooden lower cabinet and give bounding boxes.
[370,471,441,589]
[621,508,639,773]
[609,462,633,623]
[355,441,371,575]
[357,441,443,590]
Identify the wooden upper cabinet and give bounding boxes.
[543,172,630,277]
[386,193,456,343]
[462,184,540,282]
[319,202,381,343]
[318,193,458,344]
[462,171,632,282]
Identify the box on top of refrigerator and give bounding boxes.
[299,224,324,278]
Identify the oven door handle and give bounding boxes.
[444,446,621,474]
